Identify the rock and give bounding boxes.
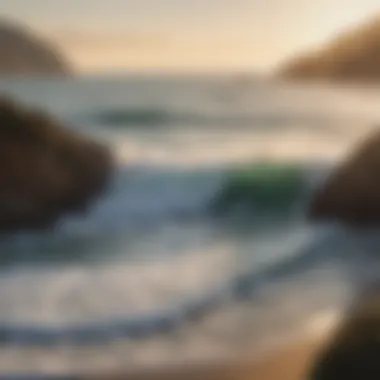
[0,19,71,76]
[279,15,380,83]
[310,286,380,380]
[0,97,114,232]
[308,129,380,226]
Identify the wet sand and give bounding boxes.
[88,338,325,380]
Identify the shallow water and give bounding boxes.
[1,75,380,373]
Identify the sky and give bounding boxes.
[1,0,380,73]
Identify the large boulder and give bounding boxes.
[308,129,380,226]
[0,97,114,232]
[310,286,380,380]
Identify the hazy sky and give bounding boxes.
[2,0,380,73]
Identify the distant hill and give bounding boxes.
[0,20,71,76]
[279,16,380,82]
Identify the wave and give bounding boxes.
[0,162,323,268]
[0,162,327,269]
[80,107,344,131]
[210,163,309,217]
[0,224,352,347]
[0,162,343,347]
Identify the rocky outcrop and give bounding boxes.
[310,286,380,380]
[0,20,71,76]
[279,15,380,83]
[308,129,380,226]
[0,97,113,232]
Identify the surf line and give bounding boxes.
[0,227,341,347]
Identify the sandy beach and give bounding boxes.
[88,337,327,380]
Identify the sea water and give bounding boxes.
[1,74,380,374]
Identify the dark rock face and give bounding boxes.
[310,287,380,380]
[0,98,114,232]
[308,130,380,226]
[0,20,71,76]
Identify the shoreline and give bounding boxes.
[0,306,340,376]
[83,312,338,380]
[87,337,327,380]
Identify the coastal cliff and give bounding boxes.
[0,20,71,76]
[279,16,380,83]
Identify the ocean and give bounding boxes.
[0,74,380,374]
